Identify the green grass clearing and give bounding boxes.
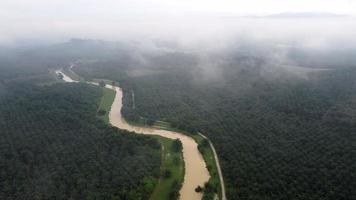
[149,136,185,200]
[97,87,116,123]
[149,120,222,199]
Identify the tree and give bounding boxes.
[168,180,181,200]
[171,139,182,152]
[163,169,172,178]
[195,185,203,193]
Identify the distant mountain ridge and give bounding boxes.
[264,12,349,18]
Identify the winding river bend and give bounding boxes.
[56,70,210,200]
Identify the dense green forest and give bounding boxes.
[73,46,356,200]
[0,60,161,199]
[2,39,355,200]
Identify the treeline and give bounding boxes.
[0,65,161,199]
[134,67,356,200]
[74,57,356,200]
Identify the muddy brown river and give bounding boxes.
[56,70,210,200]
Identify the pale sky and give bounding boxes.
[1,0,355,19]
[0,0,355,45]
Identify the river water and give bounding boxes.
[56,70,210,200]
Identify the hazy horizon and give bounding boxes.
[1,0,356,47]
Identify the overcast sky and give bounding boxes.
[1,0,355,16]
[0,0,355,46]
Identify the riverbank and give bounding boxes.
[127,119,225,200]
[97,88,116,123]
[150,136,185,200]
[96,87,185,200]
[57,69,210,200]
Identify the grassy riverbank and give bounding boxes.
[150,136,185,200]
[97,87,185,200]
[152,122,221,199]
[97,87,116,123]
[159,124,221,200]
[125,119,222,200]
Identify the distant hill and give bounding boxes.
[264,12,349,18]
[22,38,130,59]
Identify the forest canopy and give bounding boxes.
[0,62,161,200]
[71,40,356,200]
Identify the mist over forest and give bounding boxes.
[3,15,356,73]
[0,1,356,199]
